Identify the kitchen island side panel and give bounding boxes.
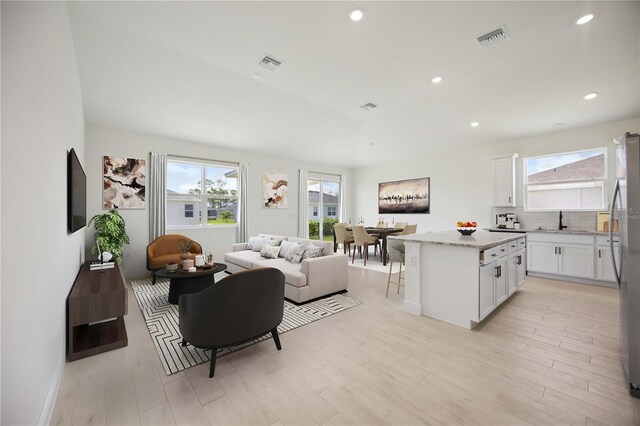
[420,244,480,329]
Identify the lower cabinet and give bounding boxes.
[479,238,526,321]
[596,244,619,282]
[558,244,594,278]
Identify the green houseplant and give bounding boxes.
[88,209,130,262]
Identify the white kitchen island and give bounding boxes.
[391,230,527,329]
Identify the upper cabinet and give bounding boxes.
[492,153,518,207]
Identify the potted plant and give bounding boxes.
[180,240,195,260]
[88,209,130,263]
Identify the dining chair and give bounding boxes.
[334,223,355,255]
[386,239,405,298]
[352,225,382,266]
[394,222,408,230]
[400,224,418,235]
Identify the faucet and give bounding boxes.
[558,210,567,230]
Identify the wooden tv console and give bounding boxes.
[67,260,128,361]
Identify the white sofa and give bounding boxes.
[223,234,349,303]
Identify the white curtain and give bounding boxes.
[298,169,309,238]
[149,152,167,241]
[236,162,249,243]
[340,174,348,224]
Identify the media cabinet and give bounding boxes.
[67,260,128,361]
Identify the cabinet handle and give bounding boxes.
[517,255,522,265]
[554,247,558,254]
[495,266,500,278]
[598,249,601,258]
[508,196,512,203]
[558,247,562,255]
[500,248,506,252]
[491,253,497,257]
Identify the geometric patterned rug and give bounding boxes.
[130,274,362,375]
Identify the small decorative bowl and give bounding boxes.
[457,228,477,236]
[166,262,178,272]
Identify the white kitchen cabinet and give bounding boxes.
[507,251,518,295]
[492,154,518,207]
[596,244,620,282]
[516,250,526,287]
[558,244,594,278]
[479,263,497,320]
[527,241,558,274]
[495,257,508,305]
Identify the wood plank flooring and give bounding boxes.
[51,269,640,425]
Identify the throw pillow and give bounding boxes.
[285,243,306,264]
[260,244,281,259]
[303,243,324,259]
[279,240,296,258]
[247,236,260,250]
[251,237,270,252]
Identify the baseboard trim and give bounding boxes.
[38,351,65,425]
[527,272,617,288]
[403,300,422,315]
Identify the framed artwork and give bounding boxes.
[263,172,288,208]
[378,177,430,214]
[103,156,146,209]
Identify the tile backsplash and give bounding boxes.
[491,207,601,231]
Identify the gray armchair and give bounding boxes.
[179,268,285,378]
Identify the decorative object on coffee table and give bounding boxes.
[88,209,130,262]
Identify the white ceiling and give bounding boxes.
[68,1,640,168]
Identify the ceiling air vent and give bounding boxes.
[258,54,283,71]
[476,26,509,47]
[360,102,379,111]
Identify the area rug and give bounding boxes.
[131,275,362,375]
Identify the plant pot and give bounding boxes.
[180,252,194,261]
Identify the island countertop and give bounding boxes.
[391,230,522,250]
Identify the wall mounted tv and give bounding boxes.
[68,148,87,233]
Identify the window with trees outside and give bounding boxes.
[524,148,607,211]
[166,158,239,228]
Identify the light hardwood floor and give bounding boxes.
[51,268,640,425]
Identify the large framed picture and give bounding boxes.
[378,177,430,214]
[103,156,146,209]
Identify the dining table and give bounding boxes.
[333,226,404,266]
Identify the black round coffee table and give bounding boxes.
[155,263,227,305]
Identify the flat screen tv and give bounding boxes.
[68,148,87,233]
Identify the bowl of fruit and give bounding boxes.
[456,221,478,235]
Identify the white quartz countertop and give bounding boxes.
[391,230,522,250]
[484,227,615,236]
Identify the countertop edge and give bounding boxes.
[484,228,616,236]
[391,232,523,250]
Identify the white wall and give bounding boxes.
[1,2,85,424]
[352,118,640,233]
[85,125,351,279]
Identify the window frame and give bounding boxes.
[166,157,239,230]
[523,147,608,212]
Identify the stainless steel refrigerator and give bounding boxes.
[611,132,640,397]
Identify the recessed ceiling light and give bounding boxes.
[369,142,375,146]
[431,76,443,84]
[349,9,363,22]
[576,14,594,25]
[470,121,480,127]
[251,73,263,80]
[584,92,598,100]
[554,122,565,126]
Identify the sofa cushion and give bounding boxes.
[251,237,272,252]
[285,243,306,264]
[303,243,324,259]
[288,237,333,257]
[224,250,265,269]
[260,244,281,259]
[254,258,307,287]
[279,240,296,258]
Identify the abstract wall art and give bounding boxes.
[378,177,430,214]
[103,156,146,209]
[263,172,288,208]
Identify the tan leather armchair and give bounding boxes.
[147,234,203,284]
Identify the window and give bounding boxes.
[167,158,239,228]
[327,206,337,216]
[524,148,607,211]
[313,206,318,216]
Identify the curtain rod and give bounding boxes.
[163,153,240,167]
